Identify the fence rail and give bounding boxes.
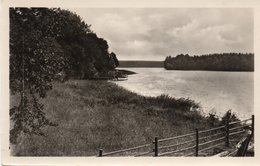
[97,115,254,157]
[159,139,196,150]
[98,143,151,157]
[158,132,195,142]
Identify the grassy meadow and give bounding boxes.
[11,80,218,156]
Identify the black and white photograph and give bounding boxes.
[1,0,260,165]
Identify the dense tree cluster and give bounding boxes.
[10,8,119,143]
[164,53,254,71]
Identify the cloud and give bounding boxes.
[71,8,253,60]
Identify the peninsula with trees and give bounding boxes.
[164,53,254,71]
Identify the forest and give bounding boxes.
[164,53,254,71]
[9,8,119,143]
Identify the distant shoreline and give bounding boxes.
[119,60,163,68]
[117,67,254,72]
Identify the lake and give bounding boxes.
[113,68,254,119]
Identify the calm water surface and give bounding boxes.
[113,68,254,119]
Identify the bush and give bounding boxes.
[147,94,200,111]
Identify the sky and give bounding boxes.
[70,8,253,61]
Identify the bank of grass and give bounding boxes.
[12,80,217,156]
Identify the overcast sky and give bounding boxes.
[71,8,253,60]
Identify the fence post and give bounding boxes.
[195,128,199,157]
[153,136,158,157]
[225,117,230,147]
[251,115,254,136]
[98,149,103,157]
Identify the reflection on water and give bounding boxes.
[113,68,254,119]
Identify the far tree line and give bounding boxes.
[164,53,254,71]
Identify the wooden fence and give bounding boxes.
[97,115,254,157]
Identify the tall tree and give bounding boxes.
[110,52,119,68]
[10,7,120,143]
[10,8,67,143]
